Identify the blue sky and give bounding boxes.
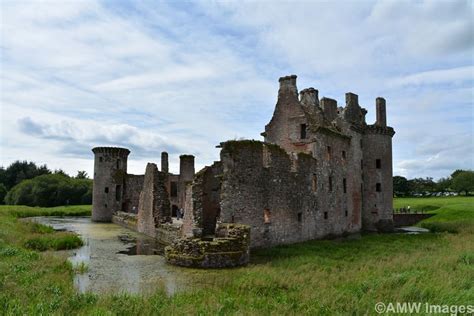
[1,0,473,179]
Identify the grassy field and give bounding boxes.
[0,198,473,315]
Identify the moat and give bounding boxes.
[29,217,210,295]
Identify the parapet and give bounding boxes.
[92,147,130,156]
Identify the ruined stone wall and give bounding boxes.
[165,223,250,268]
[362,127,394,231]
[180,162,222,237]
[181,185,195,237]
[219,140,355,248]
[122,174,144,213]
[137,163,171,238]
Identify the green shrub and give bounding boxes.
[24,234,83,251]
[5,174,92,207]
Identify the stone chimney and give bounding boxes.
[278,75,298,100]
[321,97,338,121]
[376,97,387,127]
[345,92,359,108]
[161,151,169,174]
[300,88,319,107]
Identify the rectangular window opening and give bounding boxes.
[297,212,302,222]
[312,174,317,192]
[104,187,109,194]
[345,210,348,217]
[376,183,382,192]
[376,159,381,169]
[329,176,333,192]
[264,209,271,224]
[99,157,103,162]
[115,185,122,201]
[327,146,332,159]
[300,124,307,139]
[343,178,347,193]
[342,151,346,160]
[324,212,328,219]
[116,159,121,169]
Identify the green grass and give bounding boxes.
[0,200,473,315]
[394,196,474,233]
[1,204,91,218]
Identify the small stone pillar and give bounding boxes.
[376,97,387,127]
[161,151,169,174]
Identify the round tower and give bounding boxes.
[92,147,130,222]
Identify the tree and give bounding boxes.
[0,183,7,204]
[5,174,92,207]
[0,161,51,190]
[54,169,69,177]
[452,171,474,195]
[75,171,89,179]
[451,169,464,179]
[393,176,410,197]
[436,177,452,193]
[408,177,436,195]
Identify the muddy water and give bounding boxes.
[29,217,207,296]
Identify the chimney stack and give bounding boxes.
[161,151,169,174]
[376,97,387,127]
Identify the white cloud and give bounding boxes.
[390,66,474,87]
[1,0,473,180]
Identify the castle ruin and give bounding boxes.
[92,75,395,268]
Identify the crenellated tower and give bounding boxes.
[92,147,130,222]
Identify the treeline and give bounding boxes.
[393,170,474,197]
[0,161,92,207]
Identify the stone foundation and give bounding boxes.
[165,223,250,268]
[112,211,138,230]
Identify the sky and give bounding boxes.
[1,0,473,180]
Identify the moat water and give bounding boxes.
[28,217,209,296]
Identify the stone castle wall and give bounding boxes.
[219,140,356,248]
[122,174,144,213]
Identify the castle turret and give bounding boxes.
[92,147,130,222]
[361,98,395,232]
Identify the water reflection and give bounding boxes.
[29,217,200,296]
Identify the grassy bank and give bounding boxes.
[0,199,473,314]
[394,196,474,233]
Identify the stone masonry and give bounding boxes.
[92,74,395,266]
